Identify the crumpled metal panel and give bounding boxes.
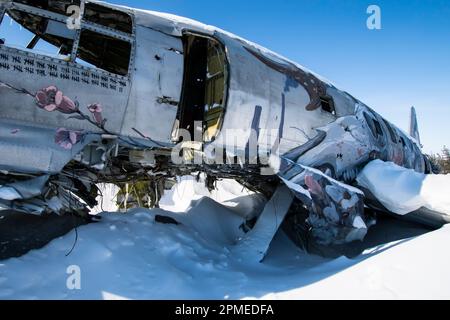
[277,157,373,245]
[0,175,48,200]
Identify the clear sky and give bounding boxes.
[2,0,450,153]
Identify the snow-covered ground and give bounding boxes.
[1,172,450,300]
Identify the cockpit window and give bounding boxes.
[7,9,74,55]
[77,29,131,76]
[1,3,133,76]
[372,118,384,138]
[382,118,398,144]
[84,2,132,34]
[363,112,384,139]
[0,9,74,57]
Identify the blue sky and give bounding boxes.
[2,0,449,153]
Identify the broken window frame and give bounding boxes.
[75,29,132,76]
[372,118,384,138]
[382,118,398,144]
[319,95,336,116]
[4,8,76,56]
[3,1,135,78]
[363,112,379,139]
[83,1,133,34]
[0,4,6,26]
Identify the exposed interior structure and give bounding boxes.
[1,1,132,76]
[76,29,131,75]
[11,0,132,33]
[174,33,228,143]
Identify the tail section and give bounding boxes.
[409,106,422,147]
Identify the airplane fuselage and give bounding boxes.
[0,1,435,246]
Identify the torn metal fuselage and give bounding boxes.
[0,1,435,246]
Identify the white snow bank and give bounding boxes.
[263,223,450,300]
[2,203,450,299]
[161,176,266,219]
[2,171,450,299]
[158,196,247,246]
[357,160,450,216]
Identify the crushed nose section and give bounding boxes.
[277,157,376,246]
[0,120,105,217]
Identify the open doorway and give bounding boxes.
[173,32,228,143]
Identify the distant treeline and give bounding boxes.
[427,146,450,174]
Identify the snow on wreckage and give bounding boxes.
[0,0,449,258]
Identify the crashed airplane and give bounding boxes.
[0,0,448,256]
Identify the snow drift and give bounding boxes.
[1,202,450,299]
[1,164,450,299]
[357,160,450,216]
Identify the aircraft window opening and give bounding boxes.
[0,5,5,25]
[363,112,384,139]
[404,136,412,150]
[75,29,131,76]
[372,118,384,138]
[84,2,132,34]
[400,136,406,148]
[1,2,133,76]
[175,34,228,143]
[320,96,336,115]
[11,0,132,35]
[382,118,398,144]
[0,9,74,57]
